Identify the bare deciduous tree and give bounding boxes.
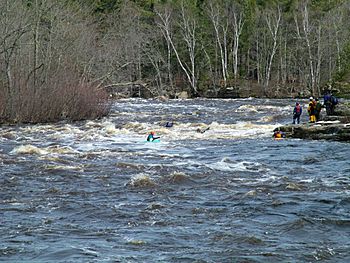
[298,2,323,96]
[264,5,281,93]
[230,2,244,83]
[207,0,229,87]
[0,0,30,115]
[156,1,199,95]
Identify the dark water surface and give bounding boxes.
[1,99,349,262]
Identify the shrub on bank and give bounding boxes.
[0,72,111,124]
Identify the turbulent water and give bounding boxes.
[1,98,349,262]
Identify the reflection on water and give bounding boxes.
[1,98,350,262]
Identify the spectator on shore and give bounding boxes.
[330,94,339,115]
[292,102,302,124]
[315,98,322,122]
[324,91,333,115]
[324,91,339,115]
[307,97,316,123]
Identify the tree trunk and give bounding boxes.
[232,7,244,83]
[265,6,281,91]
[208,2,228,87]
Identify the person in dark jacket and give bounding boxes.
[330,95,339,115]
[324,92,332,115]
[324,91,339,115]
[292,102,302,124]
[315,98,322,122]
[165,121,173,128]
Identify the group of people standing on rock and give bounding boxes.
[275,92,339,139]
[292,92,339,124]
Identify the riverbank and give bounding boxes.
[275,102,350,142]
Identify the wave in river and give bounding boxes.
[2,99,350,262]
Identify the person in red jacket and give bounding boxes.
[292,102,302,124]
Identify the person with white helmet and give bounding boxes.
[307,97,316,123]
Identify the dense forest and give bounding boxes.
[1,0,350,123]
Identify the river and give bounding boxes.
[1,98,349,262]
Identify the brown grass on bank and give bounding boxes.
[0,71,111,124]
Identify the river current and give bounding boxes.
[1,98,349,262]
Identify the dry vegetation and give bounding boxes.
[1,0,350,124]
[0,0,111,124]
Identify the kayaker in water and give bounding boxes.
[196,126,210,133]
[165,121,173,128]
[273,129,286,139]
[146,131,160,142]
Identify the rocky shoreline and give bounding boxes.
[275,103,350,142]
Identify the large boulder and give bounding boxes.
[175,91,189,99]
[277,122,350,142]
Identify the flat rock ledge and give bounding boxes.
[277,122,350,141]
[276,105,350,142]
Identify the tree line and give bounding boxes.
[1,0,349,123]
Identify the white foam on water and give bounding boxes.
[135,121,280,141]
[206,158,265,173]
[170,159,203,169]
[46,145,79,155]
[10,145,49,155]
[103,122,118,135]
[6,100,285,164]
[256,174,277,182]
[235,105,259,113]
[206,160,247,172]
[44,164,84,171]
